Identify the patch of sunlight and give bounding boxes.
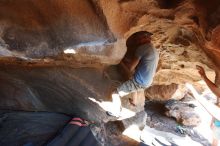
[197,80,207,85]
[141,126,202,146]
[64,48,77,54]
[185,83,214,144]
[192,102,213,143]
[75,40,107,48]
[122,124,141,142]
[118,91,129,97]
[88,97,114,112]
[172,137,202,146]
[88,97,136,120]
[122,124,203,146]
[117,108,136,120]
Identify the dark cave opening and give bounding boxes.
[156,0,183,9]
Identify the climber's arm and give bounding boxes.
[119,57,140,80]
[196,65,220,99]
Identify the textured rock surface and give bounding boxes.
[100,0,219,100]
[165,100,201,126]
[0,1,219,145]
[0,0,112,53]
[0,0,125,66]
[0,0,219,122]
[144,101,209,145]
[145,83,188,101]
[0,65,114,122]
[122,110,147,130]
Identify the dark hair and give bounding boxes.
[126,31,153,48]
[124,31,153,60]
[130,31,153,38]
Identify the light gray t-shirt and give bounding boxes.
[134,43,159,87]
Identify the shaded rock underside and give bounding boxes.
[0,0,219,145]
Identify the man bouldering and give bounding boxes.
[107,31,159,117]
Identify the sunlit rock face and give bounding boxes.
[0,0,219,122]
[100,0,220,100]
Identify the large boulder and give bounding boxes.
[0,66,114,122]
[0,0,219,122]
[165,100,201,126]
